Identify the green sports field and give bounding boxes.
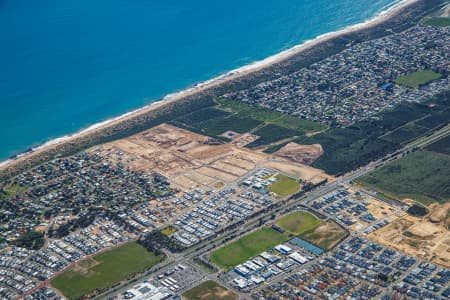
[268,174,301,197]
[276,211,322,235]
[395,70,442,88]
[210,227,288,271]
[51,242,165,299]
[0,183,28,200]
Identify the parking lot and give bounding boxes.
[118,262,204,300]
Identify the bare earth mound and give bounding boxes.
[275,142,323,165]
[408,222,442,238]
[429,202,450,223]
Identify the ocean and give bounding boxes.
[0,0,401,160]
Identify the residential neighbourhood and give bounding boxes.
[225,24,449,126]
[252,237,450,300]
[0,11,449,300]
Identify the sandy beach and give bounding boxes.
[0,0,428,173]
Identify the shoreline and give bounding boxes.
[0,0,440,175]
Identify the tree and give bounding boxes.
[407,204,428,217]
[14,231,45,250]
[43,210,53,219]
[138,230,185,253]
[56,224,70,238]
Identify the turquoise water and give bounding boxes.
[0,0,399,160]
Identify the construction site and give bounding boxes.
[90,124,331,192]
[368,204,450,268]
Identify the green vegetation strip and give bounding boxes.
[276,211,322,235]
[170,98,326,148]
[421,17,450,27]
[395,70,442,88]
[51,242,165,300]
[299,91,450,175]
[245,124,304,148]
[183,280,238,300]
[263,142,290,154]
[268,174,301,197]
[426,135,450,156]
[216,98,327,132]
[210,228,289,271]
[199,114,262,135]
[380,122,430,145]
[357,150,450,206]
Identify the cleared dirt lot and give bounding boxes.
[91,124,331,190]
[88,124,332,231]
[210,161,248,177]
[265,160,331,184]
[369,213,450,268]
[350,193,397,233]
[171,175,211,191]
[365,199,395,220]
[300,220,347,250]
[230,133,260,147]
[429,202,450,223]
[196,166,237,184]
[274,142,323,165]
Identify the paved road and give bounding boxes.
[100,123,450,299]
